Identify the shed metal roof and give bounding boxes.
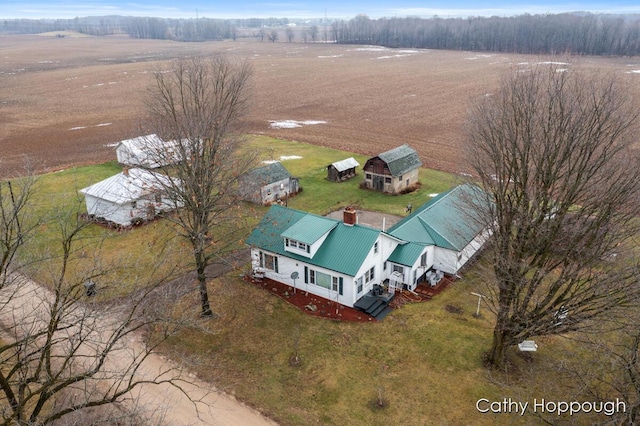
[117,134,172,153]
[79,168,173,204]
[330,157,360,172]
[376,144,422,176]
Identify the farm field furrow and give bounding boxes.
[2,34,639,178]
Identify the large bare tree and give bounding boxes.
[144,56,255,317]
[0,177,197,425]
[465,62,640,368]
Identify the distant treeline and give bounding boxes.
[0,16,299,41]
[3,13,640,56]
[332,13,640,56]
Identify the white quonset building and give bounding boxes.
[80,168,177,227]
[115,134,181,168]
[246,184,490,319]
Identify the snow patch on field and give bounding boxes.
[269,120,327,129]
[352,46,388,52]
[429,193,439,197]
[318,55,344,58]
[70,123,112,131]
[262,155,303,164]
[626,70,640,74]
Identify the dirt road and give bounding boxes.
[0,275,277,426]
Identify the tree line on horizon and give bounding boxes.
[3,12,640,55]
[332,13,640,56]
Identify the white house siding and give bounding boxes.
[433,229,491,274]
[251,248,356,307]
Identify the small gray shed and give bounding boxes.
[327,157,360,182]
[238,162,299,205]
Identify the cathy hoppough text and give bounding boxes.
[476,398,627,417]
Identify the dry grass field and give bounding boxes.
[2,33,640,178]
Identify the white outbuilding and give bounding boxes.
[115,134,180,168]
[79,168,177,226]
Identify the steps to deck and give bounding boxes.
[354,291,395,321]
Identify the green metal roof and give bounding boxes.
[246,162,292,185]
[387,242,427,267]
[376,144,422,176]
[387,184,487,251]
[280,215,338,245]
[246,205,381,276]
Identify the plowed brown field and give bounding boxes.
[2,33,639,178]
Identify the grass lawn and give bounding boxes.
[247,135,458,216]
[166,266,587,426]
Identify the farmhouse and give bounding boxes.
[362,144,422,194]
[246,184,490,318]
[238,162,299,205]
[327,157,360,182]
[79,168,176,226]
[115,134,180,168]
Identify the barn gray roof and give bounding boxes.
[246,162,292,185]
[377,144,422,176]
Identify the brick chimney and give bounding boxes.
[343,207,357,226]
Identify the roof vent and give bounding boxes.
[343,207,357,226]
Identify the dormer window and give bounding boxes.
[285,238,309,254]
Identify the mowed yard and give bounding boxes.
[17,136,605,426]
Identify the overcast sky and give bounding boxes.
[3,0,640,20]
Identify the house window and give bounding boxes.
[309,270,315,284]
[374,242,378,254]
[384,177,391,184]
[315,271,331,289]
[413,269,417,284]
[262,252,279,273]
[356,277,363,294]
[384,262,387,270]
[365,266,375,283]
[289,239,297,248]
[365,173,372,180]
[421,253,427,267]
[332,276,339,292]
[298,242,307,251]
[398,175,403,181]
[393,264,404,275]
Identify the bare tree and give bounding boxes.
[309,25,319,42]
[144,56,255,317]
[0,177,196,425]
[267,29,278,43]
[285,27,294,43]
[465,62,640,369]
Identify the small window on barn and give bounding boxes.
[365,173,372,180]
[374,242,378,254]
[398,175,403,181]
[384,177,391,184]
